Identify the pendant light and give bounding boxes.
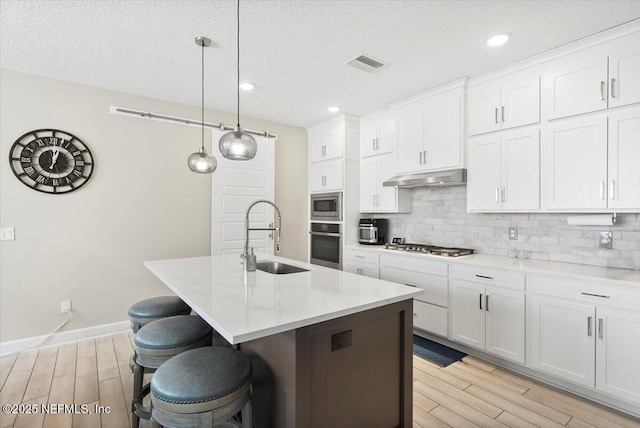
[188,36,217,174]
[218,0,257,160]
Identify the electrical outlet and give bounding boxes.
[599,231,613,249]
[0,227,15,241]
[508,227,518,240]
[61,300,71,314]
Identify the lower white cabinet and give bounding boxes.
[343,247,379,278]
[450,265,526,364]
[528,275,640,404]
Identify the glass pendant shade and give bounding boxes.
[188,148,217,173]
[219,126,258,160]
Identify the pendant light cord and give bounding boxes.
[201,40,205,151]
[236,0,240,128]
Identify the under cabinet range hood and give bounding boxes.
[382,168,467,188]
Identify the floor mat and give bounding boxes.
[413,335,466,367]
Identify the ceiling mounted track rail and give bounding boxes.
[110,106,278,139]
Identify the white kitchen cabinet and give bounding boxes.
[450,265,525,364]
[608,108,640,209]
[468,74,540,136]
[595,307,640,403]
[546,110,640,211]
[343,247,380,278]
[360,115,396,158]
[527,275,640,401]
[379,253,449,337]
[309,122,343,163]
[545,116,608,210]
[468,128,540,211]
[360,153,411,213]
[545,31,640,120]
[396,88,464,173]
[528,294,596,387]
[309,159,343,193]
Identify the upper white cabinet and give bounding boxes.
[608,108,640,209]
[360,153,410,213]
[396,87,464,173]
[545,31,640,120]
[309,159,343,193]
[309,122,343,163]
[546,108,640,210]
[360,114,396,158]
[468,128,540,211]
[468,73,540,136]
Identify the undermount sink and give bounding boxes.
[256,261,309,275]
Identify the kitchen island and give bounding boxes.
[145,254,422,428]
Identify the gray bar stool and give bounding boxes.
[128,296,192,333]
[150,347,253,428]
[131,315,214,428]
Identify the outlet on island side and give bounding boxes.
[61,300,71,314]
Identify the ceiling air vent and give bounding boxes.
[348,54,386,73]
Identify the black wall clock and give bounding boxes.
[9,129,94,194]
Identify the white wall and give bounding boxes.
[0,69,308,342]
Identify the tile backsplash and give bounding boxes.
[381,186,640,270]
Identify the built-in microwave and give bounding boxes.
[310,192,342,221]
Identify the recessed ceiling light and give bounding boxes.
[327,106,340,113]
[239,82,255,91]
[486,33,510,47]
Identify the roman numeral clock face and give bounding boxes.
[9,129,94,194]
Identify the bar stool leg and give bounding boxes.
[131,360,144,428]
[241,400,252,428]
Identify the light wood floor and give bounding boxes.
[1,332,639,428]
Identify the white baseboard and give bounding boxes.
[0,320,131,357]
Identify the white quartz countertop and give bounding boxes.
[347,245,640,287]
[144,255,422,345]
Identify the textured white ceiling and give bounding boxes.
[2,1,640,128]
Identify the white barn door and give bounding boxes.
[211,130,276,258]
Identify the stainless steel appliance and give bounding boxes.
[384,243,474,257]
[310,192,342,221]
[358,218,388,245]
[309,223,342,270]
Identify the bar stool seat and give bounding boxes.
[151,347,252,428]
[131,315,213,428]
[128,296,191,333]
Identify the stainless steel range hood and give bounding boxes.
[382,168,467,188]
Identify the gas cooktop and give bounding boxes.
[384,243,474,257]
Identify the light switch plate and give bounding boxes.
[0,227,15,241]
[508,227,518,240]
[599,231,613,249]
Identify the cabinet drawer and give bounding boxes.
[380,266,448,307]
[380,253,448,276]
[528,275,640,312]
[413,300,448,337]
[344,247,380,265]
[451,264,525,291]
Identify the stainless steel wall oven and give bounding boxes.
[309,223,342,270]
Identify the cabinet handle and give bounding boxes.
[423,151,427,164]
[373,139,376,150]
[587,316,592,337]
[375,138,380,150]
[479,293,483,310]
[609,180,615,200]
[419,151,423,165]
[598,318,604,339]
[501,106,505,123]
[599,181,605,200]
[501,187,505,203]
[581,292,610,299]
[611,78,616,98]
[485,295,490,312]
[600,81,605,101]
[404,283,418,288]
[355,255,365,259]
[495,107,498,124]
[495,187,500,203]
[475,274,494,280]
